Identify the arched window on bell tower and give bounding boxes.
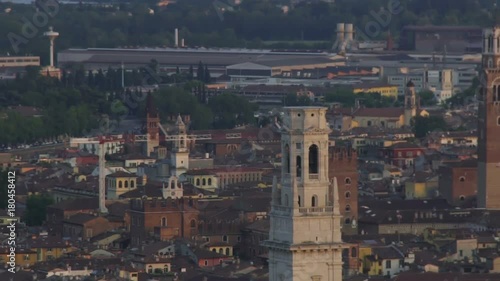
[308,144,319,174]
[489,35,493,52]
[296,156,302,178]
[311,195,317,207]
[496,84,500,101]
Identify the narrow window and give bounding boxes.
[309,144,319,174]
[296,155,302,178]
[285,144,290,173]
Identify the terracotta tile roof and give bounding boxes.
[107,171,135,178]
[29,236,70,249]
[393,272,500,281]
[107,201,128,218]
[331,107,404,118]
[194,248,228,259]
[118,182,171,199]
[387,142,422,150]
[359,199,452,212]
[0,270,36,281]
[64,213,103,225]
[186,274,251,281]
[134,241,173,257]
[442,158,477,168]
[371,245,405,260]
[48,198,99,211]
[244,218,270,233]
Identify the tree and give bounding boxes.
[204,65,211,83]
[23,194,54,226]
[149,59,159,73]
[208,93,257,129]
[284,93,312,106]
[74,65,86,87]
[419,90,437,106]
[197,61,204,82]
[447,77,478,107]
[413,115,447,138]
[188,65,194,80]
[324,87,356,106]
[176,66,180,74]
[87,70,95,87]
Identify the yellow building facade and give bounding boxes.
[208,244,233,257]
[349,109,429,130]
[107,172,137,200]
[353,84,399,99]
[186,174,219,192]
[405,176,439,199]
[0,248,37,268]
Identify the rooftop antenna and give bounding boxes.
[43,26,59,68]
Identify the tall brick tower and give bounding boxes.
[477,26,500,210]
[329,145,358,235]
[146,92,160,157]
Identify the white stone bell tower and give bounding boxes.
[263,106,347,281]
[170,114,189,177]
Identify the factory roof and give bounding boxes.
[402,25,482,32]
[57,48,341,68]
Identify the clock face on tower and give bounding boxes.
[171,191,176,196]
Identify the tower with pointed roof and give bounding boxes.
[263,106,347,281]
[477,24,500,209]
[170,114,189,177]
[404,80,417,127]
[146,92,160,157]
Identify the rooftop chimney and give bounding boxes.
[175,28,179,47]
[336,23,345,46]
[345,23,354,42]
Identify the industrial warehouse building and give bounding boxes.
[225,56,344,81]
[57,48,342,77]
[399,25,482,52]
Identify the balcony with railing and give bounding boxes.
[298,206,334,214]
[309,174,319,180]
